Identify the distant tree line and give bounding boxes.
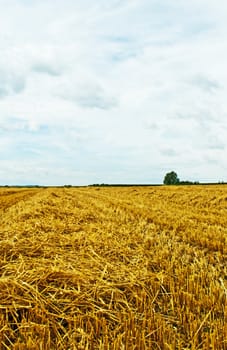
[163,171,199,185]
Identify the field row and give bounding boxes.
[0,186,226,349]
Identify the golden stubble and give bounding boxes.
[0,185,226,349]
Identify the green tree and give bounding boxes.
[163,171,180,185]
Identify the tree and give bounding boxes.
[163,171,180,185]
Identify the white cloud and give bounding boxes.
[0,0,227,184]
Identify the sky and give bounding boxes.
[0,0,227,185]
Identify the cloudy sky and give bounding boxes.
[0,0,227,185]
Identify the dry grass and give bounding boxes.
[0,185,226,349]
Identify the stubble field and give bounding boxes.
[0,185,226,349]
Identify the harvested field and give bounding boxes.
[0,185,226,349]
